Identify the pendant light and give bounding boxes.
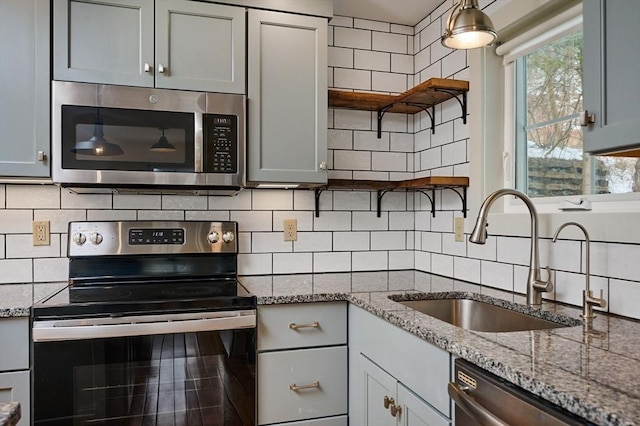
[441,0,497,49]
[72,110,124,156]
[150,128,176,152]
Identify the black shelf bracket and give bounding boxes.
[314,187,325,218]
[415,186,468,218]
[376,104,395,139]
[376,189,393,217]
[433,89,467,124]
[404,102,436,134]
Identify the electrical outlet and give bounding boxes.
[454,217,464,242]
[33,221,50,246]
[283,219,297,241]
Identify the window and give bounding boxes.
[507,16,639,199]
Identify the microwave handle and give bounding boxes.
[448,382,509,426]
[33,310,256,342]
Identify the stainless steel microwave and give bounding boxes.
[52,81,245,195]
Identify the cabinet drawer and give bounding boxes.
[258,302,346,351]
[0,370,30,425]
[269,415,348,426]
[0,317,29,371]
[258,346,348,425]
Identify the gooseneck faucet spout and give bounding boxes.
[470,188,553,305]
[552,222,606,319]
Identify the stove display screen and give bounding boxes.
[129,228,184,245]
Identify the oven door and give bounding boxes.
[33,310,256,426]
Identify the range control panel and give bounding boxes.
[68,221,237,257]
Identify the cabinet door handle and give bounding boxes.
[390,402,402,417]
[158,63,167,74]
[319,161,327,170]
[289,381,319,391]
[288,321,319,330]
[580,110,596,126]
[37,151,47,162]
[144,63,152,73]
[383,395,393,409]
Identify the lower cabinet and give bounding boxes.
[349,304,452,426]
[0,317,30,425]
[257,302,348,425]
[360,355,449,426]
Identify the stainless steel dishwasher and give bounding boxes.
[449,358,593,426]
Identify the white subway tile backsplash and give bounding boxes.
[420,147,442,171]
[293,190,317,211]
[391,24,413,35]
[481,261,514,291]
[540,239,581,273]
[431,121,454,147]
[415,211,431,232]
[467,235,497,261]
[294,232,332,252]
[273,253,312,274]
[209,190,251,210]
[590,242,640,282]
[354,19,390,32]
[355,50,390,72]
[251,232,292,253]
[354,131,390,151]
[333,231,369,251]
[390,211,414,230]
[252,190,293,211]
[162,195,207,211]
[6,234,61,258]
[372,152,406,172]
[454,256,481,283]
[185,210,230,221]
[430,211,453,233]
[334,27,371,50]
[415,250,431,272]
[238,253,272,275]
[6,185,60,209]
[313,211,352,231]
[372,32,407,54]
[113,194,161,210]
[609,279,640,319]
[61,191,111,209]
[421,232,442,253]
[330,16,353,28]
[353,171,388,180]
[0,259,32,283]
[333,109,372,130]
[442,233,466,256]
[391,53,413,74]
[0,210,32,233]
[87,209,137,221]
[314,252,351,272]
[554,271,608,308]
[34,257,69,283]
[273,211,313,232]
[430,38,451,63]
[352,251,388,271]
[0,185,5,208]
[137,210,184,221]
[238,232,251,253]
[334,150,371,171]
[414,47,431,74]
[432,253,453,276]
[442,49,466,78]
[380,192,408,212]
[328,129,354,150]
[441,140,467,166]
[334,191,371,211]
[513,265,529,295]
[390,133,413,152]
[382,113,409,133]
[420,20,441,50]
[231,211,272,232]
[352,212,388,231]
[372,72,407,93]
[497,236,531,267]
[329,46,354,68]
[389,250,414,270]
[0,235,4,258]
[371,231,406,250]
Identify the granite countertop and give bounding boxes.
[239,270,640,426]
[0,403,20,426]
[0,283,67,317]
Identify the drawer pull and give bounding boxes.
[289,381,320,391]
[288,321,319,330]
[384,396,393,409]
[390,402,402,417]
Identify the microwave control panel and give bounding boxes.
[204,114,238,173]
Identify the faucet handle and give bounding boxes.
[533,266,553,293]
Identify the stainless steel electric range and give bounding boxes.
[31,221,256,426]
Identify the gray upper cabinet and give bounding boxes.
[583,0,640,155]
[247,9,328,186]
[0,0,50,178]
[54,0,246,93]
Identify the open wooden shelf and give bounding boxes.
[314,177,469,218]
[328,78,469,137]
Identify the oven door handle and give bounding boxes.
[448,382,510,426]
[32,309,256,342]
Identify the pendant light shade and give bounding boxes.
[72,111,124,156]
[441,0,497,49]
[150,128,176,152]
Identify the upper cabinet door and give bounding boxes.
[53,0,154,87]
[155,1,245,93]
[583,0,640,155]
[0,0,50,178]
[247,9,328,185]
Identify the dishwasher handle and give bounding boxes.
[448,382,510,426]
[33,310,256,342]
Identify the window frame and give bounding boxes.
[468,0,640,243]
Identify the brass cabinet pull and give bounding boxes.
[288,321,319,330]
[289,380,320,391]
[390,402,402,417]
[383,395,392,409]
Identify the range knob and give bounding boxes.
[222,231,235,243]
[72,233,86,245]
[207,231,220,244]
[89,232,103,245]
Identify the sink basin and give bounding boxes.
[398,298,570,332]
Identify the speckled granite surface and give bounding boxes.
[0,402,20,426]
[240,271,640,426]
[0,282,66,317]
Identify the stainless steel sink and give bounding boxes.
[398,298,569,332]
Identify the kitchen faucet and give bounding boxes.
[469,188,553,305]
[552,222,606,319]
